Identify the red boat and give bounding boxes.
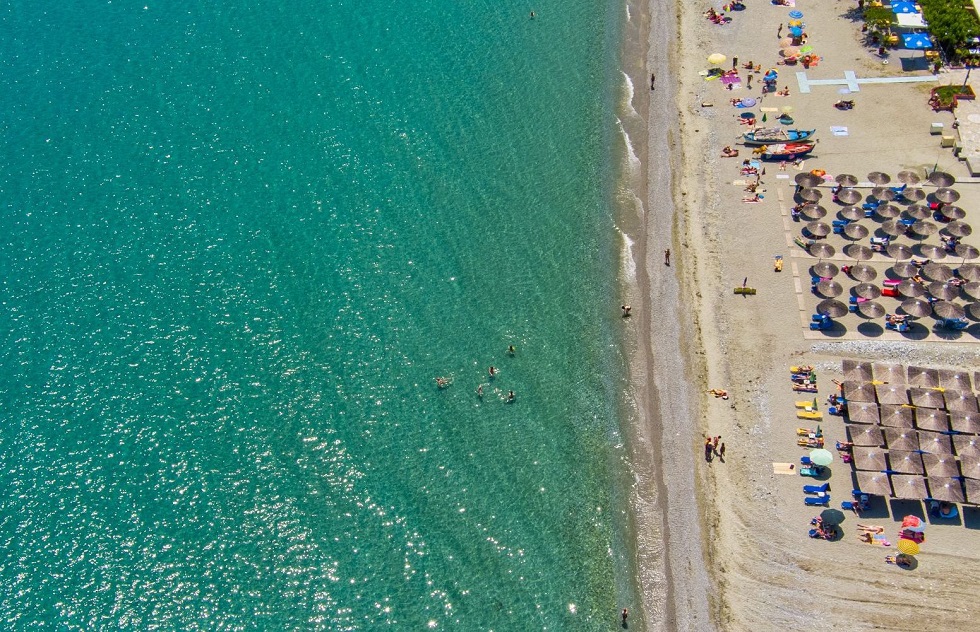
[759,141,816,161]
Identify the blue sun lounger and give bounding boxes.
[803,483,830,494]
[804,495,830,506]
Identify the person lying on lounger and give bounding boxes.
[708,389,730,399]
[857,524,884,534]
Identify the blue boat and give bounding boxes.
[743,128,815,145]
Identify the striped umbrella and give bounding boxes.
[897,539,920,556]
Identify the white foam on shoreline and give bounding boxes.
[620,71,640,120]
[618,227,637,282]
[617,117,641,180]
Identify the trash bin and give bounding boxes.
[931,122,944,135]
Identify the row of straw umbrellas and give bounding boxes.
[796,170,979,321]
[838,358,980,502]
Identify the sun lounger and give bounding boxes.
[733,286,757,295]
[804,483,830,494]
[799,465,823,477]
[797,410,822,420]
[804,495,830,506]
[795,399,818,409]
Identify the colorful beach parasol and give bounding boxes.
[897,539,920,556]
[809,448,833,466]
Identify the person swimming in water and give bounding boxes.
[507,345,516,355]
[489,366,498,378]
[507,390,515,402]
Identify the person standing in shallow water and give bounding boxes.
[621,608,628,627]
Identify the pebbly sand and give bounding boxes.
[621,0,980,630]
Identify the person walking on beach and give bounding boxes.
[777,23,783,38]
[719,443,726,461]
[732,55,738,70]
[713,435,721,451]
[621,304,632,318]
[650,73,655,90]
[621,608,628,627]
[704,437,714,462]
[664,249,670,266]
[746,74,753,89]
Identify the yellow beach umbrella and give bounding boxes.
[789,19,803,27]
[897,539,920,556]
[707,53,726,65]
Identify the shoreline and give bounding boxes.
[618,0,716,629]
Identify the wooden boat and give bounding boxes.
[758,141,816,161]
[743,128,815,145]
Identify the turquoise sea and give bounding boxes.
[0,1,636,628]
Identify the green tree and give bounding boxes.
[919,0,980,56]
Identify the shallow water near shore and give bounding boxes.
[0,1,639,628]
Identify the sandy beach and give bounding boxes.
[623,0,980,629]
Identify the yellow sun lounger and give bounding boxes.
[795,398,819,409]
[734,286,757,295]
[798,410,823,420]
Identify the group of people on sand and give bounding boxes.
[703,434,726,462]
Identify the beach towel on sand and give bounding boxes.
[773,462,796,475]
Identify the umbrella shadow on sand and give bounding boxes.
[963,506,980,530]
[856,322,884,337]
[811,322,848,338]
[931,325,965,341]
[896,322,930,340]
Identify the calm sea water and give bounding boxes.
[0,1,635,628]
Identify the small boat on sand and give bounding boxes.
[743,128,815,145]
[757,141,816,161]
